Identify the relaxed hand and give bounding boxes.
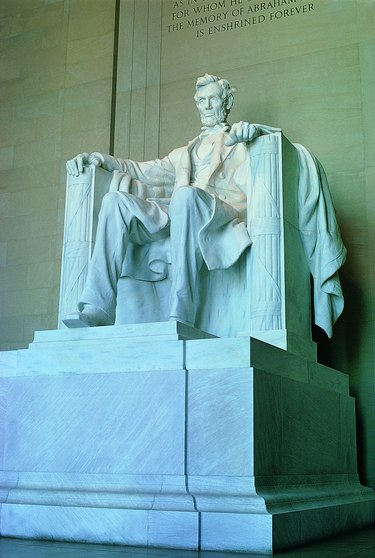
[225,122,259,146]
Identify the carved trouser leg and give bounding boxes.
[66,187,213,328]
[168,186,214,326]
[78,191,169,324]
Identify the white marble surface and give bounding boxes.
[0,504,199,549]
[17,339,184,375]
[185,336,349,395]
[187,367,254,477]
[34,320,214,344]
[200,512,273,553]
[0,323,373,552]
[0,471,196,510]
[199,501,375,553]
[249,328,317,360]
[2,369,186,475]
[0,322,214,377]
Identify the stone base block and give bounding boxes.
[1,499,373,553]
[201,500,375,553]
[0,504,199,549]
[0,323,373,553]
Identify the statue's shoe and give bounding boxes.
[62,306,111,328]
[62,312,92,328]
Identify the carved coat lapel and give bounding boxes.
[174,133,237,187]
[208,132,236,179]
[174,136,199,187]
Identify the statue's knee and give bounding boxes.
[100,191,127,214]
[170,186,201,214]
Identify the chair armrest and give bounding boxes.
[58,164,113,328]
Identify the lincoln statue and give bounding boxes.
[64,73,346,335]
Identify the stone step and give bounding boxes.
[0,323,349,394]
[31,320,216,347]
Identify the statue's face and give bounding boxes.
[195,82,226,127]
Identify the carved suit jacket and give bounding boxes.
[105,129,258,271]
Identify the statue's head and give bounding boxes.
[194,74,234,127]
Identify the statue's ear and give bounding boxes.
[225,94,234,112]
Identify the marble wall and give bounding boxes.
[0,0,374,490]
[0,0,116,349]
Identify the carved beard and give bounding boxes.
[199,105,227,127]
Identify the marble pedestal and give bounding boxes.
[0,323,373,553]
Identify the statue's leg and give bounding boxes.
[63,191,169,328]
[168,186,214,326]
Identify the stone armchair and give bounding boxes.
[58,133,317,356]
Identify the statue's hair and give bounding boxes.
[194,73,234,116]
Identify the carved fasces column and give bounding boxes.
[247,133,314,356]
[58,166,111,328]
[247,133,283,331]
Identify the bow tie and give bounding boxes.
[200,122,230,136]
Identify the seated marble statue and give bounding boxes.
[64,74,265,327]
[64,73,346,333]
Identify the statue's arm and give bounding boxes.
[66,151,176,190]
[123,155,176,188]
[66,152,127,176]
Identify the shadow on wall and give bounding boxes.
[313,270,368,483]
[312,277,365,370]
